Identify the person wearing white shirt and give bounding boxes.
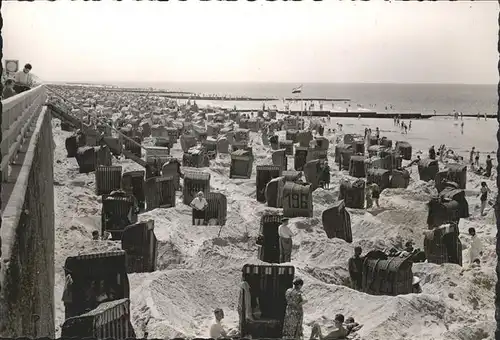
[14,63,33,93]
[190,191,208,226]
[278,218,293,263]
[209,308,227,339]
[468,227,483,265]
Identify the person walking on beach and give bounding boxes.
[278,218,293,263]
[478,182,492,216]
[475,151,480,168]
[460,121,464,135]
[468,227,483,266]
[190,191,208,225]
[282,278,306,340]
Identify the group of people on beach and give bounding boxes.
[209,279,363,340]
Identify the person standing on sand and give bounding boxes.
[460,121,464,135]
[190,191,208,225]
[348,246,363,290]
[209,308,228,339]
[2,79,17,99]
[478,182,491,216]
[468,227,483,266]
[469,147,475,164]
[282,278,306,340]
[365,184,373,209]
[428,145,436,160]
[370,182,380,208]
[475,151,480,168]
[405,155,421,169]
[320,160,330,189]
[485,155,493,178]
[278,218,293,263]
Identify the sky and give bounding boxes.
[3,1,498,84]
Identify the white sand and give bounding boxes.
[52,114,496,340]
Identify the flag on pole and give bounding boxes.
[292,85,302,94]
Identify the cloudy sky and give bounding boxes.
[4,1,498,84]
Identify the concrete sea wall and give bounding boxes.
[0,87,55,338]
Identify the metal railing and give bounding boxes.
[1,85,47,181]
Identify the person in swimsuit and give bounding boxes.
[309,314,348,340]
[478,182,491,216]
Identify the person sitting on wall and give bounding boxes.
[2,79,17,99]
[14,63,33,93]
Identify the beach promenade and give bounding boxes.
[0,85,55,337]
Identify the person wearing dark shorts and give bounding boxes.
[190,191,208,225]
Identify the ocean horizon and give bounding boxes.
[50,81,498,115]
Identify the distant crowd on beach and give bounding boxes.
[2,62,36,100]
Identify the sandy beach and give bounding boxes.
[49,85,496,340]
